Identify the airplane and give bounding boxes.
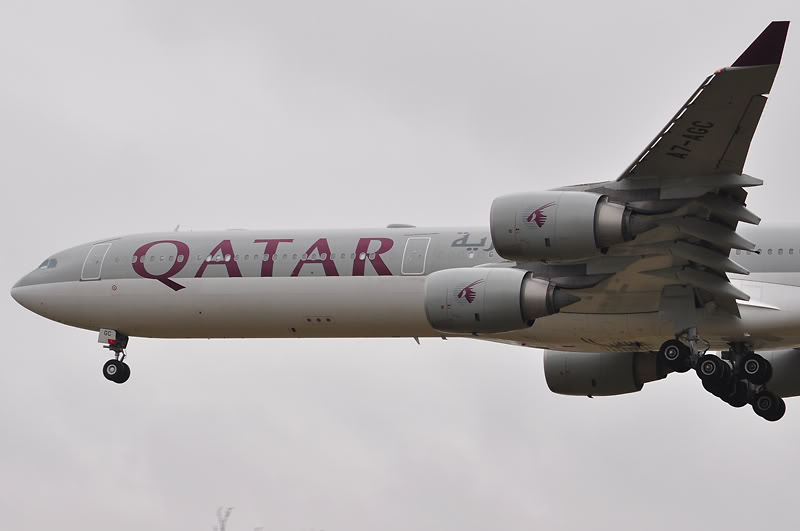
[11,21,799,421]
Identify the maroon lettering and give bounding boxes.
[254,239,293,277]
[352,237,393,276]
[132,240,190,291]
[291,238,339,277]
[195,240,242,278]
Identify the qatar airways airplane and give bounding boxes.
[11,22,800,421]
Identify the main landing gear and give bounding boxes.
[100,330,131,384]
[658,338,785,421]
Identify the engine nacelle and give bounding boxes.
[543,350,667,397]
[424,267,579,334]
[763,349,800,398]
[490,191,634,262]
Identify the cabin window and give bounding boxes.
[359,252,366,260]
[302,253,308,260]
[779,249,784,255]
[489,251,494,258]
[225,254,231,262]
[244,254,249,261]
[282,254,288,260]
[292,254,298,260]
[131,256,138,263]
[114,257,120,264]
[321,253,327,260]
[150,256,155,262]
[791,249,795,255]
[368,252,375,260]
[234,254,240,262]
[746,251,751,255]
[177,255,185,263]
[757,249,762,255]
[350,253,356,259]
[342,253,347,260]
[768,249,773,255]
[735,249,741,255]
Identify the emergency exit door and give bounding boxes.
[401,237,430,275]
[81,243,112,281]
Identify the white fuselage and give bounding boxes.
[11,224,800,353]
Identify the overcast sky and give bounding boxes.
[4,1,800,530]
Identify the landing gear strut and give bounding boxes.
[100,330,131,384]
[658,337,784,421]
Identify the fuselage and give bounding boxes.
[11,224,800,352]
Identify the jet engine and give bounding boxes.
[762,349,800,398]
[543,350,668,397]
[423,267,579,334]
[490,191,641,262]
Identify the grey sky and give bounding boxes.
[3,1,800,529]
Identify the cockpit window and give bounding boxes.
[39,258,57,270]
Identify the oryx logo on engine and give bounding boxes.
[457,279,484,304]
[526,202,556,228]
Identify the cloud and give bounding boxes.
[3,2,800,530]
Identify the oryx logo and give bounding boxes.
[526,202,556,228]
[457,279,484,304]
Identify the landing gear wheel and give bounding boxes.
[659,340,691,373]
[696,354,731,386]
[752,391,785,421]
[741,353,772,385]
[103,360,123,383]
[102,360,130,384]
[702,378,727,398]
[117,363,130,384]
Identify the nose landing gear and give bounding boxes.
[99,329,131,384]
[658,338,783,421]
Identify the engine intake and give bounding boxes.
[543,350,667,397]
[424,267,579,334]
[490,191,638,262]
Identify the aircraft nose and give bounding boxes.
[10,276,35,311]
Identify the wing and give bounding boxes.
[555,22,789,329]
[620,21,788,180]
